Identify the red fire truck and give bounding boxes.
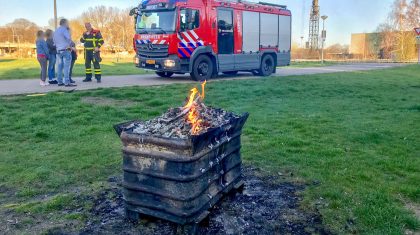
[130,0,291,81]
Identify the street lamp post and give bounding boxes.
[321,15,328,64]
[300,36,304,48]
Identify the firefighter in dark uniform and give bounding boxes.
[80,23,104,83]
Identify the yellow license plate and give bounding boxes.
[146,60,155,64]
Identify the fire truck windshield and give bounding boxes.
[136,10,176,34]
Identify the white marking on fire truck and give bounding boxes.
[160,40,166,44]
[138,39,150,44]
[190,30,199,40]
[182,32,195,44]
[152,40,158,44]
[188,30,203,46]
[177,34,188,45]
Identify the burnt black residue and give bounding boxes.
[78,167,329,235]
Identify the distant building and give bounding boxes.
[0,42,36,57]
[350,31,417,61]
[350,33,381,59]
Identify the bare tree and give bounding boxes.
[406,0,420,28]
[0,6,137,55]
[77,6,135,52]
[5,18,39,43]
[377,22,395,59]
[326,44,348,54]
[378,0,419,61]
[0,27,13,42]
[68,19,85,44]
[48,17,65,30]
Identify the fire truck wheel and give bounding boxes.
[191,55,214,81]
[258,54,275,76]
[155,71,174,78]
[222,71,239,76]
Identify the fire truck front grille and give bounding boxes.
[137,44,169,58]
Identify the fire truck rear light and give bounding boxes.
[164,60,176,68]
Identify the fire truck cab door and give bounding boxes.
[217,8,235,72]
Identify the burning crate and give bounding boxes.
[114,82,249,228]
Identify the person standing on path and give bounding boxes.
[53,18,76,87]
[36,30,49,86]
[80,22,104,83]
[69,41,77,83]
[45,29,58,84]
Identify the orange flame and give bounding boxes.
[184,81,207,135]
[201,80,207,99]
[184,88,199,109]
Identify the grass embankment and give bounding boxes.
[0,57,147,80]
[288,60,338,68]
[0,65,419,234]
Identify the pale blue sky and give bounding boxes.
[0,0,394,46]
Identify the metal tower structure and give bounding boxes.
[308,0,320,50]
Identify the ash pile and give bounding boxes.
[125,81,239,139]
[127,103,239,139]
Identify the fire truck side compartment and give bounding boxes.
[240,11,291,70]
[242,11,260,53]
[214,9,291,72]
[278,14,292,65]
[260,13,279,48]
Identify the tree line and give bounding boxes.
[1,1,418,60]
[0,6,136,52]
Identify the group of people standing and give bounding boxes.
[35,18,104,87]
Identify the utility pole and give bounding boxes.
[54,0,58,29]
[398,0,407,61]
[321,15,328,64]
[415,28,420,64]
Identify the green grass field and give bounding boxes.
[0,65,419,234]
[0,57,147,80]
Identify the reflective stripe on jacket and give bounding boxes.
[80,30,104,50]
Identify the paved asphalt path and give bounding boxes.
[0,63,407,96]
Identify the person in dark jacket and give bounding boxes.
[35,30,49,86]
[45,29,58,84]
[69,41,77,83]
[80,22,104,83]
